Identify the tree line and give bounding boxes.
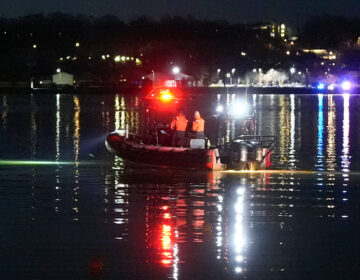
[0,13,359,83]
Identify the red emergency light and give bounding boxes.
[159,90,173,102]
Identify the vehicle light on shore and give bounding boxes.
[317,82,325,90]
[341,81,352,91]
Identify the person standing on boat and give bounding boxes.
[192,111,205,138]
[170,111,188,146]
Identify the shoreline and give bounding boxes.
[0,86,357,95]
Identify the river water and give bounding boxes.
[0,92,359,279]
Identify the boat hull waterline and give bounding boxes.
[105,131,273,171]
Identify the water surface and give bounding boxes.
[0,92,360,279]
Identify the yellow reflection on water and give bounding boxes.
[326,95,336,171]
[278,95,290,165]
[73,96,81,220]
[289,94,296,169]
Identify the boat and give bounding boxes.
[105,130,275,171]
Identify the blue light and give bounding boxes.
[317,83,325,90]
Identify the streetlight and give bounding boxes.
[172,66,180,74]
[290,67,296,74]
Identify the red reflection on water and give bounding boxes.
[160,220,173,266]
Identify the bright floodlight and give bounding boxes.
[342,81,352,91]
[230,102,248,118]
[216,105,224,113]
[172,66,180,74]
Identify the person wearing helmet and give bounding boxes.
[192,111,205,139]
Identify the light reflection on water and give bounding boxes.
[0,93,359,279]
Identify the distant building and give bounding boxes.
[145,71,194,87]
[52,72,74,86]
[250,22,290,38]
[302,49,337,60]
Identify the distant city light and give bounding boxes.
[101,55,106,60]
[135,58,142,65]
[241,52,246,56]
[75,42,80,47]
[286,51,290,55]
[235,267,243,273]
[56,68,61,73]
[290,67,296,74]
[317,82,325,90]
[114,55,121,62]
[32,44,37,49]
[231,68,236,74]
[328,84,335,91]
[226,73,231,78]
[341,81,352,91]
[216,105,224,113]
[217,68,221,73]
[172,66,180,74]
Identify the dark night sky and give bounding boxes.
[1,0,360,26]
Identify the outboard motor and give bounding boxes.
[239,144,248,170]
[253,144,264,170]
[229,141,248,170]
